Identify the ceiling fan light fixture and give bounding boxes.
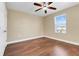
[34,2,56,14]
[43,7,47,10]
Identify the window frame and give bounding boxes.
[54,14,67,33]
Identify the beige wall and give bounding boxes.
[44,4,79,43]
[7,4,79,44]
[7,10,44,42]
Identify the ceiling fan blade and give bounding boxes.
[48,2,53,5]
[44,10,47,14]
[48,7,56,10]
[34,3,42,7]
[35,8,42,12]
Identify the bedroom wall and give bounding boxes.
[44,4,79,43]
[7,4,79,44]
[7,9,44,42]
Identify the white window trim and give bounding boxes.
[54,14,67,33]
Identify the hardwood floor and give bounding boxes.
[4,37,79,56]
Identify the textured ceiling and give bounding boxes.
[7,2,79,16]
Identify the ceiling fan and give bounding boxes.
[34,2,57,14]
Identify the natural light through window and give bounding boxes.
[55,14,66,33]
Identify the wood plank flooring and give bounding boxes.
[4,37,79,56]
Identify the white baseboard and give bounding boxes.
[7,36,44,45]
[45,36,79,46]
[7,35,79,46]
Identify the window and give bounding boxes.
[55,14,66,33]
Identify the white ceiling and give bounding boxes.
[6,2,79,16]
